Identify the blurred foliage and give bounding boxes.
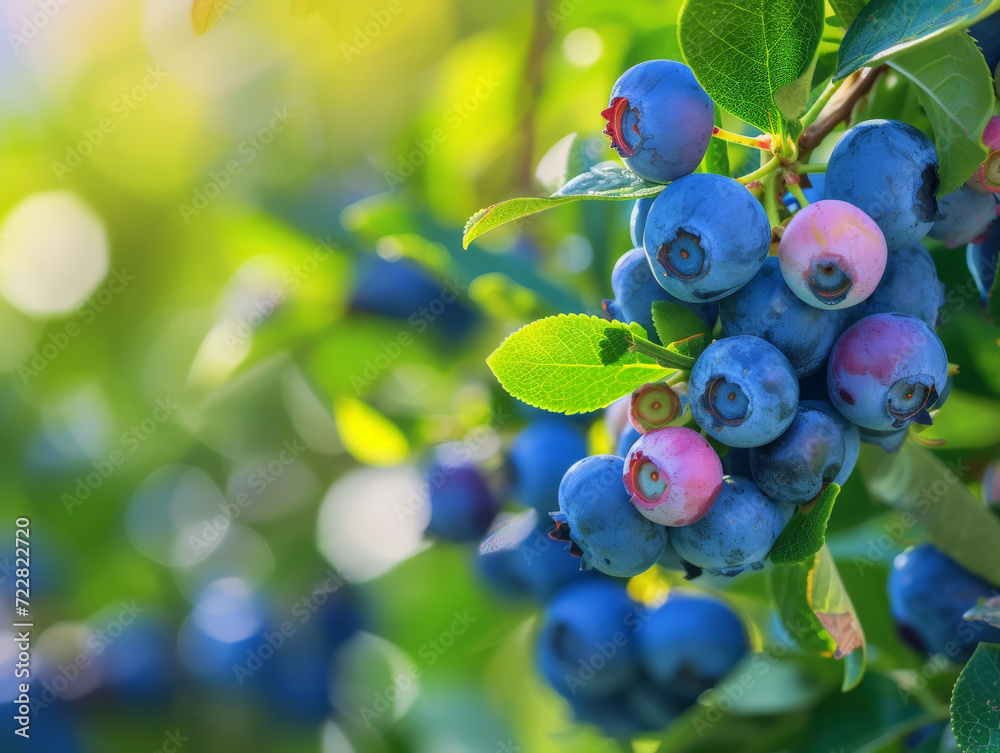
[0,0,998,752]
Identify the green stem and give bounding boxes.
[712,126,770,151]
[799,78,845,130]
[795,163,828,173]
[628,335,694,370]
[738,155,781,185]
[763,171,780,228]
[788,182,809,208]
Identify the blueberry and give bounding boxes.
[670,476,786,576]
[603,60,714,184]
[827,313,948,431]
[799,399,860,486]
[970,13,1000,74]
[509,420,588,516]
[622,427,723,526]
[688,336,799,448]
[637,592,748,696]
[719,257,844,376]
[928,185,999,248]
[825,120,941,250]
[630,197,654,248]
[749,407,846,505]
[857,424,909,453]
[862,243,945,330]
[536,580,641,698]
[889,543,1000,662]
[627,380,689,433]
[611,248,718,343]
[967,221,1000,306]
[616,423,642,458]
[425,450,498,542]
[644,174,771,302]
[778,199,887,310]
[476,511,595,602]
[552,455,667,577]
[983,459,1000,508]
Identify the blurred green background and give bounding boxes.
[2,0,1000,752]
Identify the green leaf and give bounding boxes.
[769,483,841,565]
[951,643,1000,752]
[666,332,711,362]
[828,0,867,26]
[965,597,1000,629]
[651,300,710,348]
[886,32,994,195]
[678,0,825,138]
[836,0,1000,79]
[462,163,663,248]
[534,133,606,195]
[858,442,1000,585]
[767,545,867,691]
[486,314,674,414]
[191,0,234,35]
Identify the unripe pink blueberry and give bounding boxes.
[778,199,887,310]
[622,427,723,526]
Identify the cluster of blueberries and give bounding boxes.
[425,48,1000,737]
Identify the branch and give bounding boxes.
[798,65,888,153]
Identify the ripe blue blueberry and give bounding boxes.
[928,185,999,248]
[611,248,718,342]
[827,314,948,431]
[425,451,498,542]
[670,476,786,576]
[967,221,1000,307]
[622,427,723,526]
[825,120,941,250]
[509,419,588,516]
[799,399,860,486]
[477,510,596,602]
[749,407,846,505]
[643,174,770,303]
[630,197,654,248]
[889,543,1000,662]
[637,593,748,696]
[616,423,642,458]
[603,60,714,184]
[719,257,844,376]
[862,244,945,330]
[778,199,887,310]
[536,580,641,698]
[551,455,667,577]
[688,336,799,448]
